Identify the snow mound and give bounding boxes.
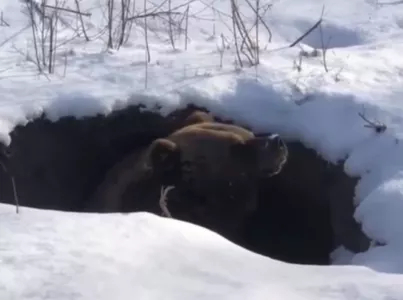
[0,0,403,297]
[1,203,403,300]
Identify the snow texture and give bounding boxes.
[1,0,403,298]
[2,204,403,300]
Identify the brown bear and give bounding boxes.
[88,112,288,242]
[182,110,215,126]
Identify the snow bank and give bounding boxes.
[0,0,403,293]
[1,203,403,300]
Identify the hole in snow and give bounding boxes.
[0,104,370,265]
[293,20,365,49]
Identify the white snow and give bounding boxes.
[2,204,403,300]
[1,0,403,298]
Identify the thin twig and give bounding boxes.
[0,161,20,214]
[168,0,176,50]
[317,7,331,73]
[63,51,68,77]
[218,33,225,68]
[11,177,20,214]
[107,0,114,48]
[123,0,135,44]
[40,0,47,68]
[232,0,255,64]
[126,10,182,21]
[74,0,90,41]
[0,11,10,27]
[159,186,175,218]
[144,0,150,89]
[26,1,43,72]
[255,0,260,64]
[358,111,387,133]
[184,4,189,50]
[231,0,243,67]
[48,13,54,73]
[0,24,31,49]
[42,3,92,16]
[244,0,272,43]
[289,7,324,48]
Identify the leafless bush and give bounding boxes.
[231,0,255,66]
[98,0,267,71]
[23,0,91,74]
[102,0,195,52]
[16,0,328,79]
[105,0,140,49]
[227,0,274,67]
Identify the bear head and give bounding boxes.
[231,133,288,179]
[148,124,288,216]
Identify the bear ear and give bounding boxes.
[149,138,182,181]
[183,110,214,127]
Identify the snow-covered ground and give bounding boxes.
[2,204,403,300]
[1,0,403,298]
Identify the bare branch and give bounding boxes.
[26,0,42,72]
[117,0,128,48]
[232,0,255,64]
[244,0,272,43]
[144,0,150,89]
[126,10,182,21]
[0,159,20,214]
[74,0,90,41]
[168,0,176,50]
[0,11,10,27]
[184,4,189,50]
[107,0,115,49]
[289,6,324,48]
[255,0,260,64]
[42,3,92,16]
[358,111,387,133]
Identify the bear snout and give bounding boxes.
[268,133,286,150]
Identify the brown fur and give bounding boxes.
[161,122,288,182]
[88,139,178,212]
[160,123,253,184]
[153,123,287,241]
[182,111,214,126]
[89,121,288,232]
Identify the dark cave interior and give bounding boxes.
[0,104,369,265]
